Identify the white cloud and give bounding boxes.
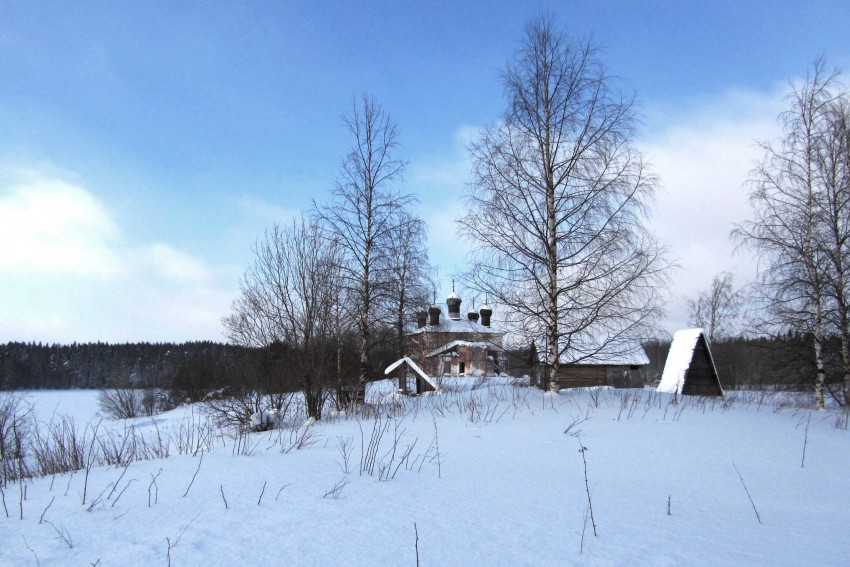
[0,178,122,277]
[0,171,237,343]
[643,85,787,331]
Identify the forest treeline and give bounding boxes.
[0,341,251,391]
[0,332,404,396]
[2,333,845,402]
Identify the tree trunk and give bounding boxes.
[813,295,826,410]
[547,174,559,393]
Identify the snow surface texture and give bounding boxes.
[658,328,720,394]
[3,383,850,566]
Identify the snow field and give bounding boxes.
[2,382,849,566]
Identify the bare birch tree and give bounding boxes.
[313,95,414,403]
[816,96,850,404]
[734,58,842,409]
[223,218,341,419]
[459,15,669,392]
[385,211,432,360]
[687,272,742,343]
[382,212,432,392]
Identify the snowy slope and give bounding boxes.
[2,383,849,566]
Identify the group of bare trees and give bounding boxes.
[227,15,676,406]
[735,58,850,408]
[223,96,431,420]
[223,15,849,415]
[687,272,743,343]
[459,15,670,392]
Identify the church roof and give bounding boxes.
[408,304,504,335]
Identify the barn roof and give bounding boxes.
[534,337,650,366]
[407,304,504,335]
[657,328,720,394]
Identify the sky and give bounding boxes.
[1,0,849,344]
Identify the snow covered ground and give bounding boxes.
[2,381,849,566]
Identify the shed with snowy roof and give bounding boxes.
[657,328,723,397]
[532,339,650,390]
[406,292,505,379]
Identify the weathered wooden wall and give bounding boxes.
[681,336,723,396]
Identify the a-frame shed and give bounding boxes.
[657,328,723,397]
[385,357,439,395]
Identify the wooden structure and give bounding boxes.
[657,328,723,397]
[533,341,649,390]
[385,357,438,395]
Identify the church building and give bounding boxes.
[406,291,505,380]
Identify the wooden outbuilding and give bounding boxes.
[385,357,438,395]
[532,340,650,390]
[657,328,724,397]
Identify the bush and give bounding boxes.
[0,393,31,485]
[98,389,145,419]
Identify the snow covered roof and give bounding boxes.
[657,328,720,394]
[535,337,649,366]
[426,340,496,358]
[408,304,504,335]
[385,357,439,391]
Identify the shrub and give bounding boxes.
[0,393,31,485]
[98,389,144,419]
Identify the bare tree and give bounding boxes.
[734,58,842,409]
[687,272,743,343]
[223,218,341,420]
[816,96,850,404]
[383,212,432,392]
[385,212,432,359]
[459,15,669,392]
[314,95,414,403]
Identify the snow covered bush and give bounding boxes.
[204,389,297,431]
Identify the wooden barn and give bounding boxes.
[532,340,650,390]
[657,328,724,397]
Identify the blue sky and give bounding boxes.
[1,1,849,343]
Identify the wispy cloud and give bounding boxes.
[233,193,300,226]
[408,126,479,284]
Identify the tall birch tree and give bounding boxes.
[314,95,414,402]
[816,96,850,404]
[735,59,842,409]
[459,15,669,392]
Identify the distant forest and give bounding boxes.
[1,333,843,401]
[0,341,255,391]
